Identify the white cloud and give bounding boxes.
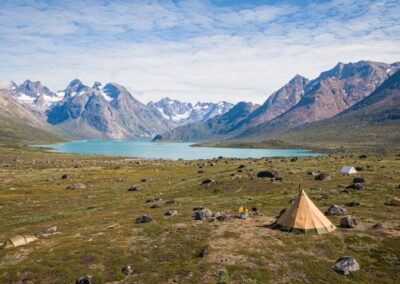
[0,0,399,104]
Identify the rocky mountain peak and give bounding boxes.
[18,79,56,98]
[103,83,132,100]
[93,81,102,90]
[64,79,88,96]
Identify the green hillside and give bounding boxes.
[0,90,66,146]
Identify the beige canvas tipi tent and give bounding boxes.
[273,188,336,234]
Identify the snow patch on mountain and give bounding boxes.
[148,97,233,126]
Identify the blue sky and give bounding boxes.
[0,0,399,103]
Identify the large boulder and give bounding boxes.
[332,256,360,275]
[164,210,177,216]
[346,201,361,207]
[200,178,214,185]
[315,173,331,181]
[194,208,212,220]
[214,212,228,221]
[353,177,366,183]
[128,185,142,191]
[122,265,132,276]
[326,205,348,216]
[61,174,71,180]
[198,245,209,258]
[372,223,383,230]
[345,183,364,191]
[135,215,152,224]
[76,276,92,284]
[257,170,280,178]
[147,197,162,203]
[67,183,87,190]
[340,217,358,228]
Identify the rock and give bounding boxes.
[238,164,246,169]
[352,177,366,183]
[146,198,161,203]
[164,210,177,216]
[315,173,331,181]
[128,185,142,191]
[122,265,132,276]
[150,204,160,209]
[75,275,92,284]
[320,193,329,199]
[359,154,368,159]
[61,174,70,179]
[332,256,360,275]
[214,212,228,221]
[200,178,214,185]
[340,217,358,228]
[307,170,317,176]
[257,170,280,178]
[67,183,87,190]
[47,226,58,234]
[135,215,152,224]
[325,205,348,216]
[345,183,364,190]
[274,176,283,181]
[346,201,361,207]
[198,245,209,258]
[115,165,124,169]
[194,208,212,220]
[355,166,364,171]
[372,223,383,230]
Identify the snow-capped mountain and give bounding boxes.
[3,79,233,140]
[12,80,64,111]
[46,80,170,139]
[147,97,233,126]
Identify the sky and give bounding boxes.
[0,0,399,104]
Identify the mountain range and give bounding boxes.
[1,60,399,147]
[147,97,233,127]
[159,60,400,143]
[0,79,233,141]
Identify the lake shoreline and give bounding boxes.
[33,140,324,160]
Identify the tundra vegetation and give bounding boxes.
[0,146,399,283]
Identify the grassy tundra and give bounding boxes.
[0,146,399,283]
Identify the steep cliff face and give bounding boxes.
[264,61,400,129]
[243,74,309,127]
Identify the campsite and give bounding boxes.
[0,146,399,283]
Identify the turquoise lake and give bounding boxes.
[37,140,323,160]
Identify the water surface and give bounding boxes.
[37,140,323,160]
